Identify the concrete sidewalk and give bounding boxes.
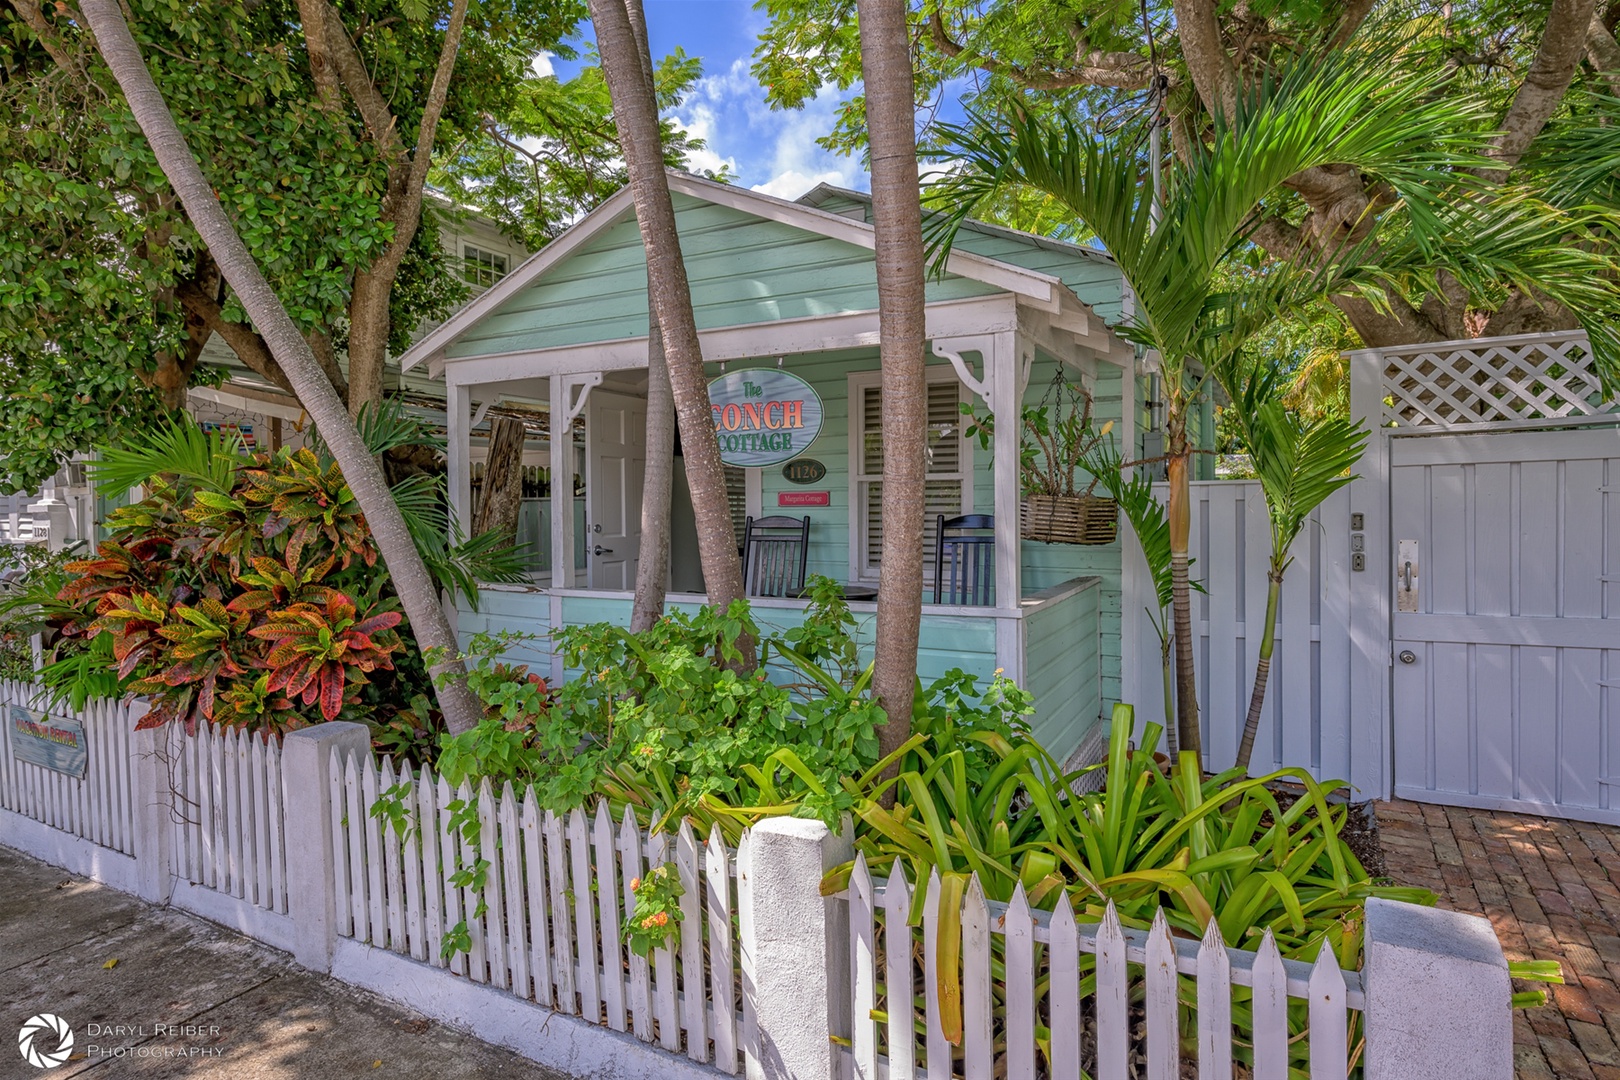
[0,844,570,1079]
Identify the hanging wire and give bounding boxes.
[1092,0,1171,160]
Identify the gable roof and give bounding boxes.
[797,183,1130,327]
[399,170,1102,373]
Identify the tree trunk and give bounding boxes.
[632,314,675,632]
[1233,568,1282,773]
[625,0,673,635]
[346,268,393,415]
[1164,404,1202,762]
[80,0,488,735]
[857,0,928,760]
[588,0,751,657]
[473,416,526,542]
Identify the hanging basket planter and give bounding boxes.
[1020,492,1119,545]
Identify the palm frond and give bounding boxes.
[388,472,528,608]
[929,38,1496,372]
[91,415,243,496]
[311,397,445,461]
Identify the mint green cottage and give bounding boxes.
[397,171,1181,770]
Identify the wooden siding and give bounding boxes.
[455,588,555,671]
[446,194,999,359]
[1021,581,1103,765]
[800,190,1129,325]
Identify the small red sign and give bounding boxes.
[778,490,830,507]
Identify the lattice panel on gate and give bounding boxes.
[1380,333,1613,428]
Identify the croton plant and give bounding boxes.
[57,447,409,735]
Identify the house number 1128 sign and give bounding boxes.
[708,369,824,468]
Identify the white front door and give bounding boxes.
[586,391,645,590]
[1390,426,1620,824]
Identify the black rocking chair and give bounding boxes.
[742,515,812,598]
[933,514,995,605]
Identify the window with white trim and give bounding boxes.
[849,370,972,584]
[462,245,508,288]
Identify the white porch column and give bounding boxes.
[446,379,473,543]
[991,332,1025,688]
[549,374,576,590]
[991,331,1023,611]
[1118,354,1141,716]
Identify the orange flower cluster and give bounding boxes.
[638,912,670,930]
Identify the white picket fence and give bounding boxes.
[0,698,1514,1080]
[1125,483,1355,784]
[165,723,290,916]
[846,856,1356,1080]
[0,680,138,856]
[331,750,747,1072]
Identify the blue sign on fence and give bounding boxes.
[10,706,88,778]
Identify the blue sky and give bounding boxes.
[545,0,871,199]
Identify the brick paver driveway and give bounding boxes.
[1376,798,1620,1080]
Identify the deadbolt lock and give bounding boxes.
[1399,650,1417,664]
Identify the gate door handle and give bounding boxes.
[593,545,613,556]
[1399,650,1417,664]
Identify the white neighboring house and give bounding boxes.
[4,202,531,552]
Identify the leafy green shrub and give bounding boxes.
[43,414,520,737]
[441,579,1031,836]
[624,863,683,958]
[53,440,413,733]
[817,705,1434,1075]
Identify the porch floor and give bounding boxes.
[1376,799,1620,1080]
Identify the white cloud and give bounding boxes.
[668,57,866,198]
[530,52,555,79]
[670,100,739,177]
[750,169,854,200]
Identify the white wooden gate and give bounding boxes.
[1389,426,1620,822]
[1355,331,1620,823]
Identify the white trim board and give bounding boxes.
[436,294,1024,385]
[403,170,1113,374]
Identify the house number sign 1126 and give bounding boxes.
[708,369,824,468]
[782,459,826,484]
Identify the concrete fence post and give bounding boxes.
[739,816,854,1080]
[281,721,370,973]
[130,708,173,904]
[1362,896,1512,1080]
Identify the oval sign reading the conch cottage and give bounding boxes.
[708,369,824,468]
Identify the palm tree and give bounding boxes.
[1215,364,1367,773]
[929,47,1547,762]
[1081,436,1198,736]
[856,0,930,760]
[588,0,751,651]
[621,0,676,636]
[78,0,491,734]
